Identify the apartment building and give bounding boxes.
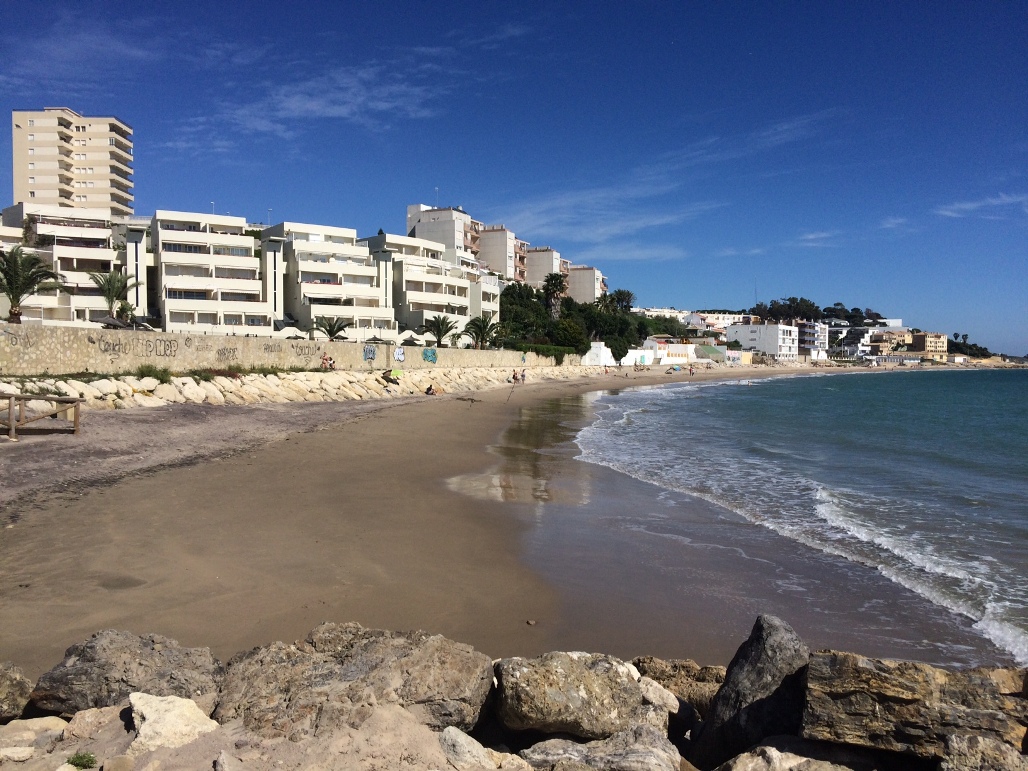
[361,232,480,337]
[633,307,692,323]
[151,211,271,333]
[524,246,569,288]
[263,222,396,339]
[795,320,829,361]
[726,323,799,360]
[478,224,528,282]
[912,331,949,361]
[1,203,132,325]
[567,265,607,303]
[406,204,482,270]
[12,108,134,215]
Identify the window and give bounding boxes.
[212,246,250,257]
[29,191,35,198]
[28,177,34,184]
[27,148,34,155]
[163,243,205,254]
[86,182,94,188]
[27,119,34,127]
[27,134,34,141]
[27,163,34,169]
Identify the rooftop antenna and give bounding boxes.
[435,187,439,208]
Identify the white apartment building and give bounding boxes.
[726,323,799,360]
[263,222,396,339]
[689,311,757,328]
[405,204,482,271]
[12,108,134,215]
[478,224,529,282]
[567,265,607,303]
[1,203,131,325]
[361,232,486,337]
[633,307,692,323]
[524,246,569,289]
[796,320,829,361]
[152,211,272,334]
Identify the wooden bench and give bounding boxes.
[0,392,84,440]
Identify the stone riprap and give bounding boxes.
[0,364,598,415]
[0,324,575,377]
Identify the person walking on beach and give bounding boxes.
[520,369,527,384]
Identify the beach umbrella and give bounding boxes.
[401,335,422,346]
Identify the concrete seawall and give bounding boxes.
[0,325,577,377]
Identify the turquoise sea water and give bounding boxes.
[574,369,1028,664]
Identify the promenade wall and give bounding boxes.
[0,325,574,377]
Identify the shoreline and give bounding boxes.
[0,362,1008,679]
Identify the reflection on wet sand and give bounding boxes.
[448,394,600,508]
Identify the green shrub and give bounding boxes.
[512,343,576,366]
[68,752,97,769]
[135,364,172,384]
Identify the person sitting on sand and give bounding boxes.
[425,384,436,395]
[321,353,335,370]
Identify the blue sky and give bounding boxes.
[1,2,1025,353]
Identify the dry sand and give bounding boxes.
[0,364,825,678]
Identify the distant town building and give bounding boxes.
[478,224,528,282]
[12,107,134,215]
[405,204,482,271]
[912,331,948,361]
[632,307,692,323]
[726,323,799,360]
[795,320,829,361]
[523,245,569,289]
[567,265,607,303]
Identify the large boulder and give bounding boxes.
[940,733,1028,771]
[633,656,726,718]
[494,651,674,740]
[213,621,492,738]
[712,735,936,771]
[0,662,32,722]
[127,692,218,755]
[690,615,810,770]
[801,651,1028,760]
[29,631,222,717]
[519,724,682,771]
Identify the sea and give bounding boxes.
[572,368,1028,666]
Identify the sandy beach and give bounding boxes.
[1,364,768,679]
[4,362,1004,681]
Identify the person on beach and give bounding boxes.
[321,353,335,370]
[520,369,527,384]
[689,365,695,376]
[425,384,436,395]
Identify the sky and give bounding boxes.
[1,2,1025,354]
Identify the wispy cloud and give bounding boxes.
[714,247,766,258]
[787,230,841,248]
[934,193,1028,219]
[463,23,531,50]
[879,216,908,229]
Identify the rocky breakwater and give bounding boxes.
[0,615,1025,770]
[0,365,598,415]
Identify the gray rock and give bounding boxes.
[214,621,493,738]
[0,662,32,722]
[713,735,927,771]
[940,733,1028,771]
[690,615,810,770]
[519,724,682,771]
[801,651,1028,759]
[29,630,221,717]
[495,651,670,740]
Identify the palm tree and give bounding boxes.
[609,288,636,314]
[424,314,458,347]
[88,269,141,318]
[313,316,353,340]
[542,272,567,320]
[463,315,500,349]
[0,246,64,324]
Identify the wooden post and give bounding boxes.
[7,396,14,440]
[73,401,80,434]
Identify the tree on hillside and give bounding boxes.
[88,269,141,318]
[542,272,568,320]
[424,314,459,347]
[608,288,636,314]
[0,246,64,324]
[313,316,353,340]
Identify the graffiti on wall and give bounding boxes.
[422,348,437,364]
[290,341,322,367]
[89,334,180,361]
[363,345,377,362]
[1,328,36,350]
